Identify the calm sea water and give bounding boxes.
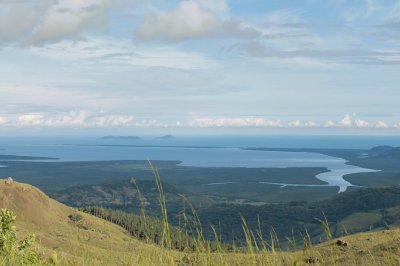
[1,135,400,149]
[0,135,395,192]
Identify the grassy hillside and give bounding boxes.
[3,178,400,265]
[0,179,186,265]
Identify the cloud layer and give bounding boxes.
[0,112,398,130]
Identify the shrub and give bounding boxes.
[0,208,46,265]
[68,213,82,223]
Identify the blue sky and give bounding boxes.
[0,0,400,134]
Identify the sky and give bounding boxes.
[0,0,400,135]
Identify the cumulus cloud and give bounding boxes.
[0,116,7,125]
[340,114,353,127]
[185,115,399,129]
[27,0,114,45]
[18,113,46,126]
[0,0,119,46]
[2,111,173,128]
[1,112,399,130]
[354,119,369,128]
[324,121,336,127]
[0,0,42,43]
[288,120,302,127]
[180,114,400,129]
[375,121,389,128]
[187,117,282,128]
[323,114,395,129]
[305,121,318,127]
[135,0,260,42]
[16,111,135,127]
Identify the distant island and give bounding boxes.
[0,155,58,161]
[100,136,141,140]
[156,134,175,140]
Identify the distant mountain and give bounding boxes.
[156,134,175,139]
[369,146,400,158]
[100,135,141,140]
[370,146,394,153]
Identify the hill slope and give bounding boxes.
[0,179,184,265]
[2,179,400,265]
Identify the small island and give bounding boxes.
[100,136,141,140]
[156,134,175,140]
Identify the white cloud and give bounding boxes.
[288,120,302,127]
[184,115,398,129]
[26,0,114,45]
[324,114,394,129]
[324,120,336,127]
[16,111,135,128]
[0,0,122,46]
[340,114,353,127]
[374,121,389,128]
[287,120,319,128]
[0,116,7,125]
[355,119,369,128]
[18,113,46,126]
[197,0,230,17]
[187,117,282,127]
[1,112,399,130]
[305,121,319,127]
[135,0,260,42]
[4,111,172,128]
[91,115,135,127]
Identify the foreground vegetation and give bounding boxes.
[0,209,49,265]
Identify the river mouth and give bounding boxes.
[316,166,380,192]
[257,165,380,193]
